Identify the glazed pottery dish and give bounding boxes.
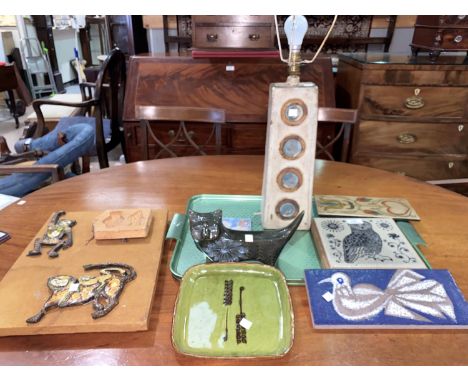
[172,263,294,358]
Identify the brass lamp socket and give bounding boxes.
[288,51,302,78]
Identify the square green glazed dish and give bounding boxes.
[172,263,294,358]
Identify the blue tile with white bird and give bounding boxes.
[305,269,468,328]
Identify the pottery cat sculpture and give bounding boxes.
[188,209,304,266]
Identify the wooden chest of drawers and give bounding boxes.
[411,15,468,58]
[191,16,275,50]
[336,53,468,187]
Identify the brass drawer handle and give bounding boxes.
[458,124,464,132]
[448,162,454,169]
[454,35,463,43]
[249,33,260,41]
[405,88,424,109]
[206,33,218,42]
[397,133,417,144]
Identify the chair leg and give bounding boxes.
[140,120,149,160]
[71,159,82,175]
[97,150,109,169]
[82,156,91,173]
[340,123,352,162]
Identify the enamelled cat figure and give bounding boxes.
[188,209,304,266]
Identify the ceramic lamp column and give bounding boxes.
[261,80,318,230]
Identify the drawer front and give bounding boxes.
[362,69,468,87]
[361,85,468,119]
[439,15,468,26]
[416,15,468,27]
[358,121,468,155]
[412,27,468,50]
[353,154,468,181]
[193,26,273,49]
[440,29,468,49]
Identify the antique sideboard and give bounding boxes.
[336,53,468,193]
[122,53,336,162]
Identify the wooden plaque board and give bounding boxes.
[0,209,167,337]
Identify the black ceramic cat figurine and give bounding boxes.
[188,209,304,266]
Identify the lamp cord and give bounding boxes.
[274,15,339,65]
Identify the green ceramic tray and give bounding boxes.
[172,263,294,358]
[166,194,430,285]
[167,194,320,285]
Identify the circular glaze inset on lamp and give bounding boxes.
[277,168,302,192]
[280,135,305,159]
[276,199,300,220]
[281,99,308,126]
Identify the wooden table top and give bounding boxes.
[1,156,468,365]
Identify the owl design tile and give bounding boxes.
[312,218,427,269]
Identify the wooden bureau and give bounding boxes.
[336,53,468,190]
[123,53,336,162]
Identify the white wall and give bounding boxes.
[0,28,20,61]
[52,28,81,83]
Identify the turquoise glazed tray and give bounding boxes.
[168,194,320,285]
[166,194,429,285]
[172,263,294,358]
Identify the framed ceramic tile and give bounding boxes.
[315,195,420,220]
[305,269,468,329]
[312,217,427,269]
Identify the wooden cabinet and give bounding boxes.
[31,16,65,93]
[107,16,148,58]
[122,53,336,162]
[336,53,468,184]
[411,15,468,59]
[191,16,275,50]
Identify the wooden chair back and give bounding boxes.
[135,105,226,160]
[32,49,126,169]
[317,107,358,162]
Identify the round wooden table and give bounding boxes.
[1,156,468,365]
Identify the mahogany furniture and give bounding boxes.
[0,63,19,128]
[32,49,126,170]
[0,163,62,183]
[31,16,65,93]
[1,156,468,365]
[123,53,336,162]
[336,53,468,193]
[164,16,397,54]
[411,16,468,59]
[24,93,84,131]
[136,105,226,159]
[106,16,148,59]
[191,16,275,50]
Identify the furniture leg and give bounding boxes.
[7,90,19,128]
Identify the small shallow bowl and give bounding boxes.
[172,263,294,358]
